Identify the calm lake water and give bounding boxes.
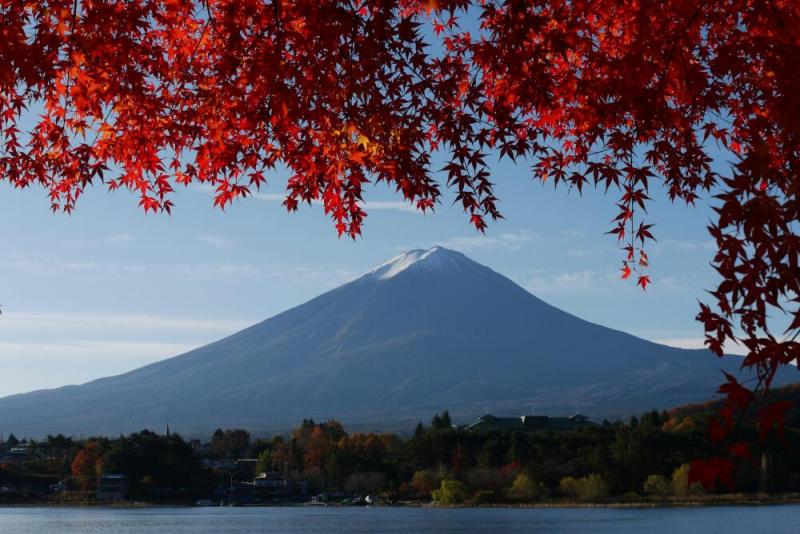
[0,505,795,533]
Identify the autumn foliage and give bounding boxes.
[70,440,105,490]
[1,0,798,488]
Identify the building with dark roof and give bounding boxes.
[96,474,128,501]
[465,413,595,433]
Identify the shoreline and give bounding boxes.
[3,493,800,510]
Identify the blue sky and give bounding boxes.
[0,148,738,398]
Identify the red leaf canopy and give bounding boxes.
[0,0,798,457]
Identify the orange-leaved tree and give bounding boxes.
[70,440,106,490]
[1,0,798,488]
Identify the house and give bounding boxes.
[236,458,259,478]
[465,413,595,433]
[253,471,288,490]
[49,480,69,493]
[9,440,29,458]
[202,458,238,471]
[96,474,128,501]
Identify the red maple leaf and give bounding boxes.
[728,441,752,461]
[689,457,735,491]
[717,373,753,411]
[758,400,793,441]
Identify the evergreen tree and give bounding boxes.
[413,422,425,438]
[441,410,452,428]
[431,410,452,430]
[431,414,443,429]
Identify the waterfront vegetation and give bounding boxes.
[1,391,799,507]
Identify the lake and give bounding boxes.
[0,505,795,533]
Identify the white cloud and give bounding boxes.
[653,337,748,355]
[155,262,354,286]
[5,251,354,288]
[363,200,419,213]
[197,235,230,248]
[559,229,584,237]
[8,251,42,271]
[521,269,618,295]
[104,233,135,244]
[437,229,537,252]
[190,183,216,195]
[661,239,699,251]
[0,340,195,361]
[252,192,287,202]
[519,268,702,296]
[252,190,420,213]
[654,276,693,294]
[0,340,199,396]
[567,249,590,258]
[1,311,251,334]
[0,312,255,396]
[654,239,716,255]
[57,260,99,271]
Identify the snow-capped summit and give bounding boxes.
[368,246,483,280]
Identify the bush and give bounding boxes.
[643,474,672,496]
[506,474,546,502]
[431,479,468,504]
[671,464,705,497]
[618,492,641,502]
[558,474,609,501]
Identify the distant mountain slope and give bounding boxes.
[669,383,800,428]
[0,246,795,437]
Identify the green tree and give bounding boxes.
[640,410,663,428]
[103,430,210,500]
[559,474,609,501]
[643,474,672,496]
[507,474,545,502]
[256,450,271,475]
[431,410,453,430]
[210,429,224,457]
[211,428,251,459]
[431,479,468,504]
[671,463,705,497]
[441,411,452,428]
[431,414,443,429]
[413,422,425,438]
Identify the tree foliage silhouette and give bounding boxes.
[1,0,797,487]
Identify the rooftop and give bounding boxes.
[465,413,595,432]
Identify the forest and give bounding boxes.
[2,1,798,489]
[1,387,799,506]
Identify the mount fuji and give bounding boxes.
[0,246,791,437]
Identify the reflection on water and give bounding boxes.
[0,504,795,533]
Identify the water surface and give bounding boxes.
[0,504,794,533]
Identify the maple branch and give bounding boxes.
[60,0,80,130]
[651,6,703,109]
